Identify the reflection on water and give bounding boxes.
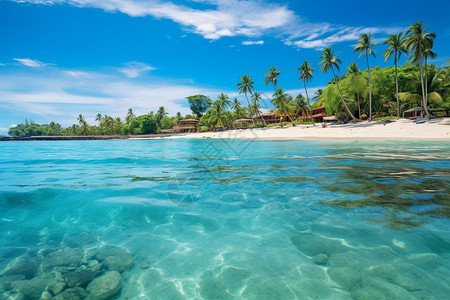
[0,139,449,299]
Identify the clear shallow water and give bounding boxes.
[0,139,449,299]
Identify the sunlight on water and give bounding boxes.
[0,139,449,299]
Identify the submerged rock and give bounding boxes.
[42,248,83,271]
[95,245,133,272]
[313,253,328,265]
[65,232,99,248]
[65,270,94,288]
[86,271,121,300]
[48,278,66,295]
[53,287,88,300]
[19,275,51,299]
[3,257,38,279]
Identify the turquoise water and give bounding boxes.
[0,139,449,299]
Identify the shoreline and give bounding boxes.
[1,118,449,142]
[172,118,450,141]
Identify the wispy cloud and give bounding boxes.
[11,0,406,50]
[242,40,264,45]
[64,70,91,78]
[119,62,156,78]
[0,64,230,127]
[13,58,47,67]
[288,26,407,50]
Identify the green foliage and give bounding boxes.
[186,95,212,118]
[320,63,449,118]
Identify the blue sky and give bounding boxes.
[1,0,449,134]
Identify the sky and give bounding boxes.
[1,0,449,134]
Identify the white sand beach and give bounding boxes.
[173,118,450,141]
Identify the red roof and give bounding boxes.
[312,113,327,118]
[312,106,325,111]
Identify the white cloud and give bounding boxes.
[13,58,47,67]
[12,0,296,40]
[289,26,407,50]
[242,40,264,45]
[11,0,406,50]
[0,65,229,127]
[10,124,17,128]
[64,70,91,78]
[0,63,6,66]
[119,61,156,78]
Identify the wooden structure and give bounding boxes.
[253,113,279,124]
[173,119,199,133]
[232,119,253,128]
[297,106,328,121]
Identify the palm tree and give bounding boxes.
[126,108,136,125]
[231,98,243,118]
[312,89,323,103]
[237,74,256,124]
[271,88,293,123]
[264,67,294,123]
[250,92,263,118]
[346,62,360,75]
[354,33,379,121]
[77,114,88,135]
[217,93,231,111]
[383,33,408,118]
[423,39,437,102]
[297,61,315,106]
[342,64,366,118]
[95,113,102,125]
[319,47,357,120]
[156,106,168,128]
[405,21,436,118]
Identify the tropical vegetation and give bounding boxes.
[7,21,450,137]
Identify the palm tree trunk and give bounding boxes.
[425,56,429,113]
[419,56,429,118]
[357,93,361,118]
[304,79,316,126]
[331,67,357,120]
[366,50,373,122]
[395,51,400,119]
[244,93,256,125]
[304,79,310,107]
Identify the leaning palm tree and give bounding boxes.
[319,48,357,120]
[383,33,408,118]
[297,61,315,107]
[354,33,378,121]
[264,67,294,123]
[237,74,256,124]
[405,21,436,118]
[423,39,437,101]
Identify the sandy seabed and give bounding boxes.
[172,118,450,141]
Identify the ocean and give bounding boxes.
[0,139,449,299]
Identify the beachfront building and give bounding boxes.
[232,119,253,129]
[253,113,279,124]
[297,106,328,121]
[173,119,199,133]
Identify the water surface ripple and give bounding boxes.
[0,139,449,299]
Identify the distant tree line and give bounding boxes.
[8,108,197,137]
